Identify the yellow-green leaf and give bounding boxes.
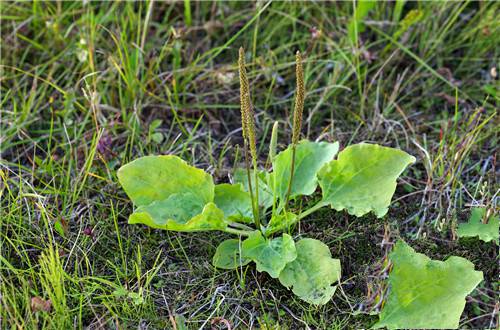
[214,183,253,223]
[233,168,273,210]
[318,143,415,218]
[118,155,214,207]
[165,203,226,231]
[212,239,252,270]
[129,192,204,229]
[270,140,339,202]
[457,208,499,244]
[347,0,377,44]
[130,201,226,232]
[118,155,220,230]
[374,240,483,329]
[242,232,296,278]
[265,211,298,236]
[278,238,341,305]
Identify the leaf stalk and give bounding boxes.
[224,227,253,237]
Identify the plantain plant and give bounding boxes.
[117,48,416,305]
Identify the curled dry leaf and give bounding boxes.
[211,317,231,330]
[31,297,52,312]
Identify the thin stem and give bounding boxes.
[297,200,326,220]
[271,175,278,218]
[243,141,258,228]
[283,145,297,209]
[225,227,253,237]
[228,222,254,231]
[252,159,260,230]
[266,200,326,237]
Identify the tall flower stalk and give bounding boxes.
[238,47,260,229]
[285,51,305,207]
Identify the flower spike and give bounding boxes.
[292,51,305,146]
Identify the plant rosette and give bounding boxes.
[117,140,415,305]
[118,49,417,306]
[116,47,485,329]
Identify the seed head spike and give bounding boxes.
[238,47,260,227]
[238,47,250,140]
[292,50,305,146]
[238,47,257,161]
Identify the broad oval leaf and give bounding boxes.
[117,155,214,206]
[233,168,273,210]
[130,202,226,232]
[318,143,415,218]
[129,192,204,229]
[374,240,483,329]
[212,239,251,270]
[278,238,341,305]
[270,140,339,201]
[457,208,499,245]
[165,203,226,231]
[242,232,297,278]
[214,184,253,223]
[118,155,221,230]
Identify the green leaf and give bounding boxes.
[318,143,415,218]
[129,192,204,229]
[174,314,188,330]
[212,239,252,270]
[483,84,498,99]
[392,0,405,23]
[117,155,214,207]
[265,212,298,236]
[130,201,226,232]
[148,119,164,143]
[234,168,273,210]
[279,238,341,305]
[268,121,279,162]
[242,232,297,278]
[374,240,483,329]
[54,219,67,237]
[165,203,226,231]
[347,0,377,44]
[117,156,224,231]
[214,184,253,223]
[457,208,499,244]
[270,140,339,202]
[128,291,144,305]
[393,9,424,41]
[151,132,164,144]
[112,287,128,297]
